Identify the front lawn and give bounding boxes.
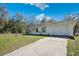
[67,36,79,56]
[0,34,46,55]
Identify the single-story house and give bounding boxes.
[29,20,78,37]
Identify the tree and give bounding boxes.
[0,6,9,33]
[11,13,28,33]
[64,13,79,35]
[64,13,79,21]
[41,16,47,23]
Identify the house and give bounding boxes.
[29,20,78,37]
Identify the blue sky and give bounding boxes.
[0,3,79,21]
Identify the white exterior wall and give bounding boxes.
[46,25,73,36]
[45,24,69,36]
[30,21,77,36]
[45,21,76,36]
[67,27,73,36]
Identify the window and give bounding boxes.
[36,28,38,32]
[42,27,46,32]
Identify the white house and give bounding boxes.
[29,20,78,36]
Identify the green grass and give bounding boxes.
[0,34,46,55]
[67,36,79,56]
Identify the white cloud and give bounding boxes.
[36,13,45,20]
[46,16,52,20]
[36,13,52,21]
[28,3,49,10]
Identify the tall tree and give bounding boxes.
[0,6,9,33]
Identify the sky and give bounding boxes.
[0,3,79,21]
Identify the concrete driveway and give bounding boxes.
[5,37,68,56]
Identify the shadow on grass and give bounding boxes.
[68,36,75,40]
